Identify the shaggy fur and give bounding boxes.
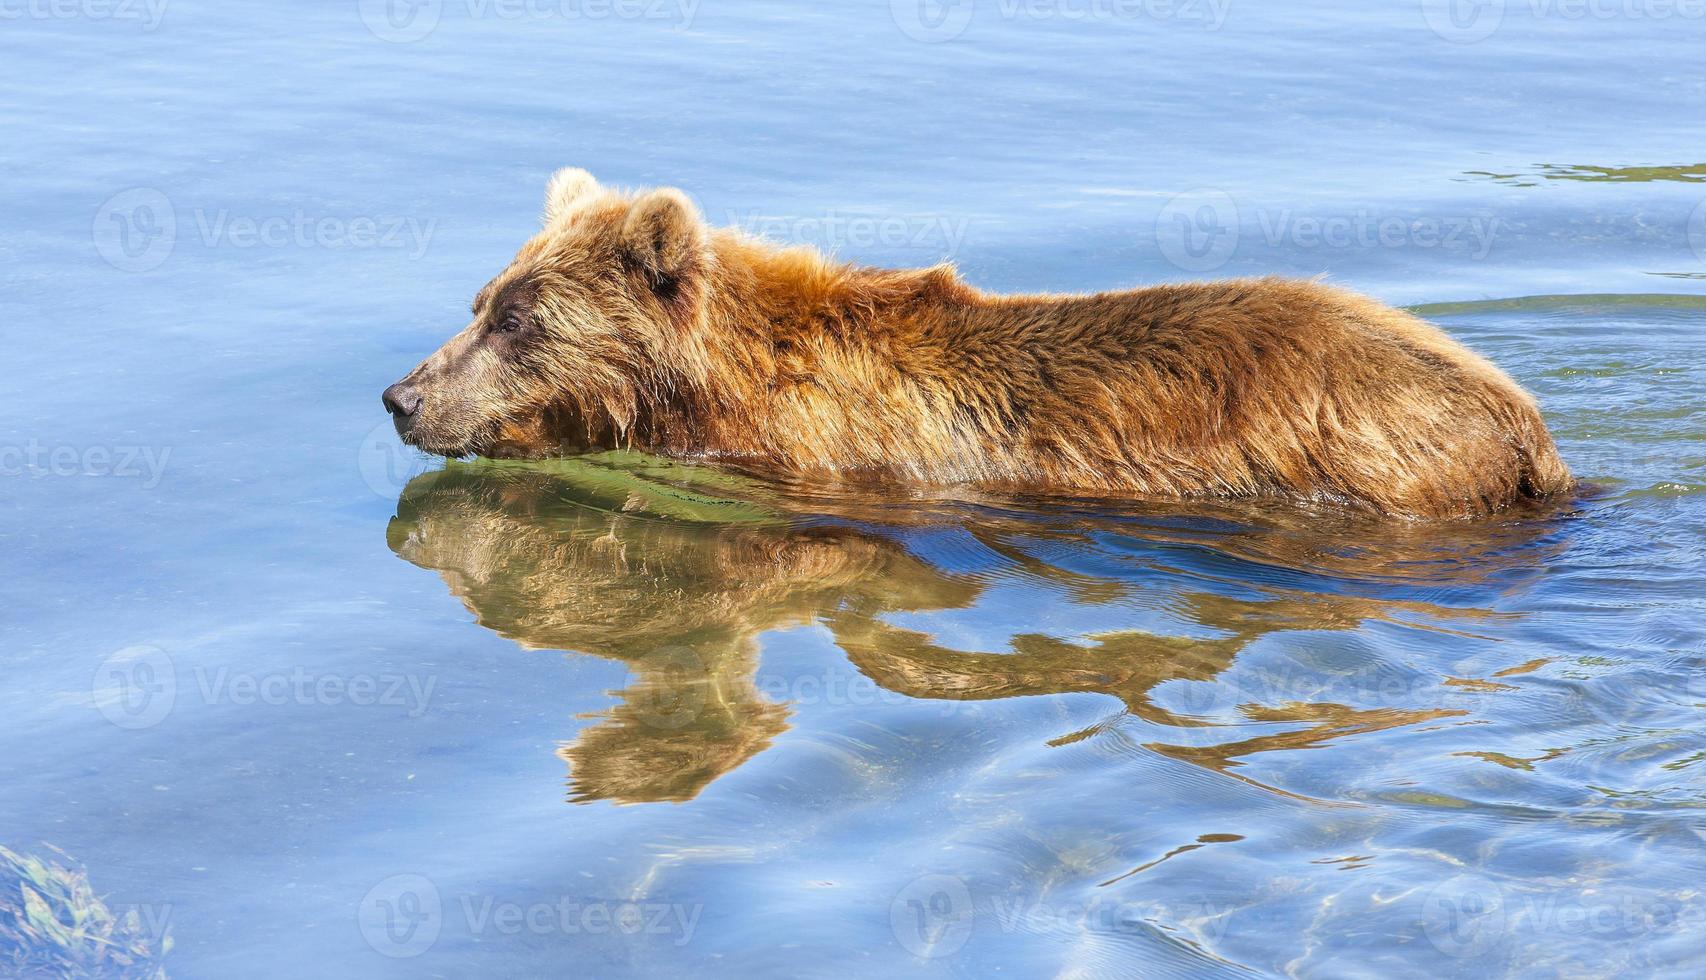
[385,169,1572,518]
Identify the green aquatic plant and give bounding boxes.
[1462,162,1706,185]
[1408,293,1706,317]
[448,451,780,525]
[0,844,170,980]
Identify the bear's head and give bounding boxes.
[382,168,712,458]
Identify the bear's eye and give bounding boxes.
[492,312,525,334]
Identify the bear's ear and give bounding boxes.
[620,188,706,296]
[543,167,599,225]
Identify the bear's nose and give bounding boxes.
[382,382,423,419]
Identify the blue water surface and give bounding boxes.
[3,1,1705,977]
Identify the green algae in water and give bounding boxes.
[0,845,171,980]
[1462,162,1706,185]
[438,452,782,526]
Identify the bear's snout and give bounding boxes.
[382,381,423,431]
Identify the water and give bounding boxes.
[3,1,1704,976]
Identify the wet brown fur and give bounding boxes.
[389,169,1573,519]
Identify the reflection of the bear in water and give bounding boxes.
[388,461,1564,805]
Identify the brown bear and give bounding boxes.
[382,169,1572,518]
